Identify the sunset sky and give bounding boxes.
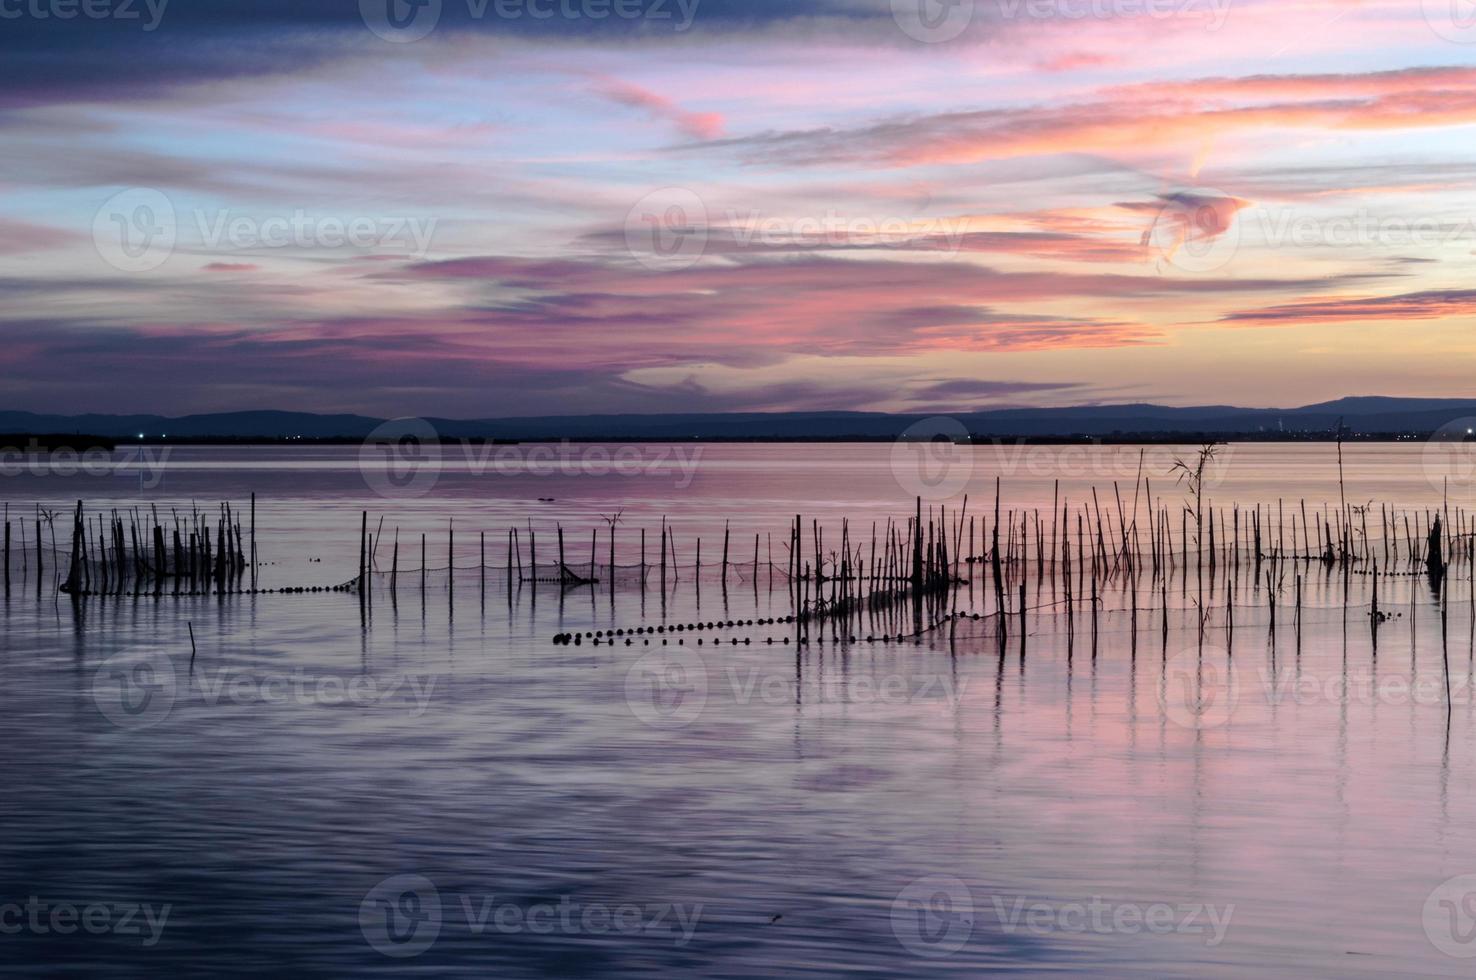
[4,0,1476,417]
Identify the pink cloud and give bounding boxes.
[1222,289,1476,327]
[0,218,80,255]
[592,77,724,140]
[707,66,1476,169]
[1038,52,1118,73]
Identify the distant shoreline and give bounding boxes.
[0,432,1453,448]
[5,398,1476,444]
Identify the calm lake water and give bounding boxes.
[3,441,1476,977]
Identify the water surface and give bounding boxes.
[2,443,1475,977]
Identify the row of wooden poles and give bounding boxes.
[353,495,958,600]
[10,497,262,597]
[12,471,1471,626]
[339,462,1475,651]
[347,485,1473,599]
[352,498,964,644]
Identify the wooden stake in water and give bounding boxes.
[358,511,367,610]
[250,492,257,591]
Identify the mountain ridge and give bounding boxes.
[6,397,1476,441]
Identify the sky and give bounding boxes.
[3,0,1476,418]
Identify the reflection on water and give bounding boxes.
[3,444,1476,976]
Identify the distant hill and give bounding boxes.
[4,398,1476,441]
